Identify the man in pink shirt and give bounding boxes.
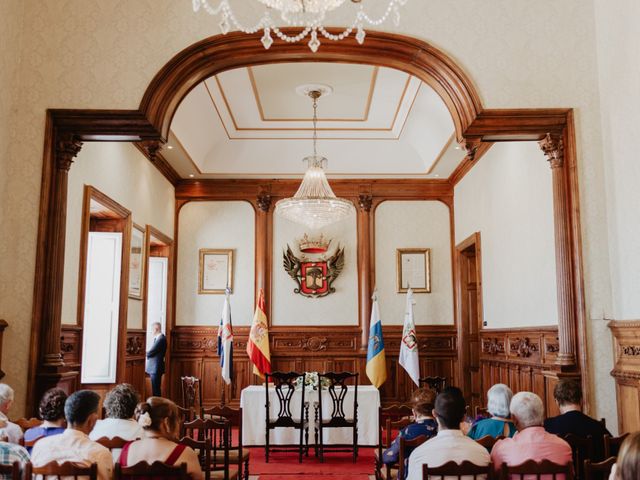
[491,391,572,479]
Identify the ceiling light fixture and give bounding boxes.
[167,145,174,149]
[274,87,354,229]
[192,0,408,52]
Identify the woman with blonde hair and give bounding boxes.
[118,397,203,480]
[610,431,640,480]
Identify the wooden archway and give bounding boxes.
[27,29,587,414]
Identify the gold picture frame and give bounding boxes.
[396,248,431,293]
[128,223,146,299]
[198,249,234,294]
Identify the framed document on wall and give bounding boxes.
[128,223,146,299]
[199,249,233,294]
[396,248,431,293]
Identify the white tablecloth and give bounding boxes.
[240,385,379,446]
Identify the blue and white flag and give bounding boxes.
[217,288,233,385]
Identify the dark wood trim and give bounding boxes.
[133,142,180,186]
[27,30,587,418]
[449,142,493,186]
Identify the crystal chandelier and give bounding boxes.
[192,0,408,52]
[275,89,354,230]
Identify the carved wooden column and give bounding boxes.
[539,133,576,367]
[40,134,83,368]
[358,194,373,350]
[255,192,272,314]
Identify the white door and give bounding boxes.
[146,256,168,352]
[81,232,122,384]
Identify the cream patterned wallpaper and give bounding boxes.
[0,0,616,421]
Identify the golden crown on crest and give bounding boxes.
[298,233,331,254]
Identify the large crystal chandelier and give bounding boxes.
[192,0,409,52]
[275,89,354,230]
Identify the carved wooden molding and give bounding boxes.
[56,133,83,171]
[621,345,640,356]
[358,194,373,212]
[257,193,272,212]
[510,337,539,358]
[140,139,162,161]
[125,334,145,356]
[482,337,505,355]
[539,133,564,169]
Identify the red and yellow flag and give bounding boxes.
[247,289,272,378]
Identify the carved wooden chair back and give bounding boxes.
[114,461,189,480]
[399,434,429,480]
[423,460,493,480]
[23,434,45,449]
[375,404,413,480]
[562,433,594,479]
[316,371,358,463]
[264,371,308,464]
[604,433,629,459]
[176,405,194,438]
[94,436,129,451]
[418,376,446,393]
[499,460,574,480]
[474,406,491,419]
[14,417,42,431]
[583,457,616,480]
[180,376,203,412]
[0,461,24,480]
[179,436,213,480]
[32,461,98,480]
[202,405,248,479]
[475,434,505,452]
[183,417,234,478]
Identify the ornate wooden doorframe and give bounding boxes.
[27,29,588,413]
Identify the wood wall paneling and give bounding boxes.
[609,321,640,433]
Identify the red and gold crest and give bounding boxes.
[283,234,344,298]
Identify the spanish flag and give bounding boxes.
[366,291,387,388]
[247,289,272,378]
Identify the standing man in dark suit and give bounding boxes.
[145,322,167,397]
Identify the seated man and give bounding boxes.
[90,384,143,461]
[406,387,490,480]
[544,379,610,460]
[491,392,572,478]
[0,384,23,444]
[0,441,29,478]
[32,390,113,480]
[383,388,438,473]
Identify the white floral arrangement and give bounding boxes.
[295,371,332,390]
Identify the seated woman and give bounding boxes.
[383,388,438,472]
[90,383,144,461]
[24,388,67,452]
[467,383,516,439]
[610,432,640,480]
[119,397,203,480]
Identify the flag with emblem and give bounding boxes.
[366,291,387,388]
[399,287,420,386]
[247,289,272,378]
[217,288,233,385]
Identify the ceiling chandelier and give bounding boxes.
[274,87,354,230]
[192,0,409,52]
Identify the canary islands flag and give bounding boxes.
[366,291,387,388]
[247,289,272,378]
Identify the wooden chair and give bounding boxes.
[179,436,216,480]
[114,461,189,480]
[583,457,616,480]
[499,460,574,479]
[23,434,44,449]
[265,371,309,463]
[474,406,491,419]
[604,433,629,458]
[316,371,358,463]
[32,461,98,480]
[202,405,249,480]
[476,434,504,452]
[418,376,446,393]
[181,376,203,413]
[13,417,42,431]
[562,433,594,479]
[177,405,194,438]
[0,461,24,480]
[375,404,413,480]
[180,418,239,480]
[398,434,429,480]
[423,460,492,479]
[94,436,129,450]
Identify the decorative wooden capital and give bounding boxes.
[257,193,272,212]
[358,194,373,212]
[55,134,83,171]
[141,140,162,162]
[460,139,480,161]
[539,133,564,168]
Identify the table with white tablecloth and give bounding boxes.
[240,384,380,446]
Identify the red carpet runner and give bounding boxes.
[249,446,375,479]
